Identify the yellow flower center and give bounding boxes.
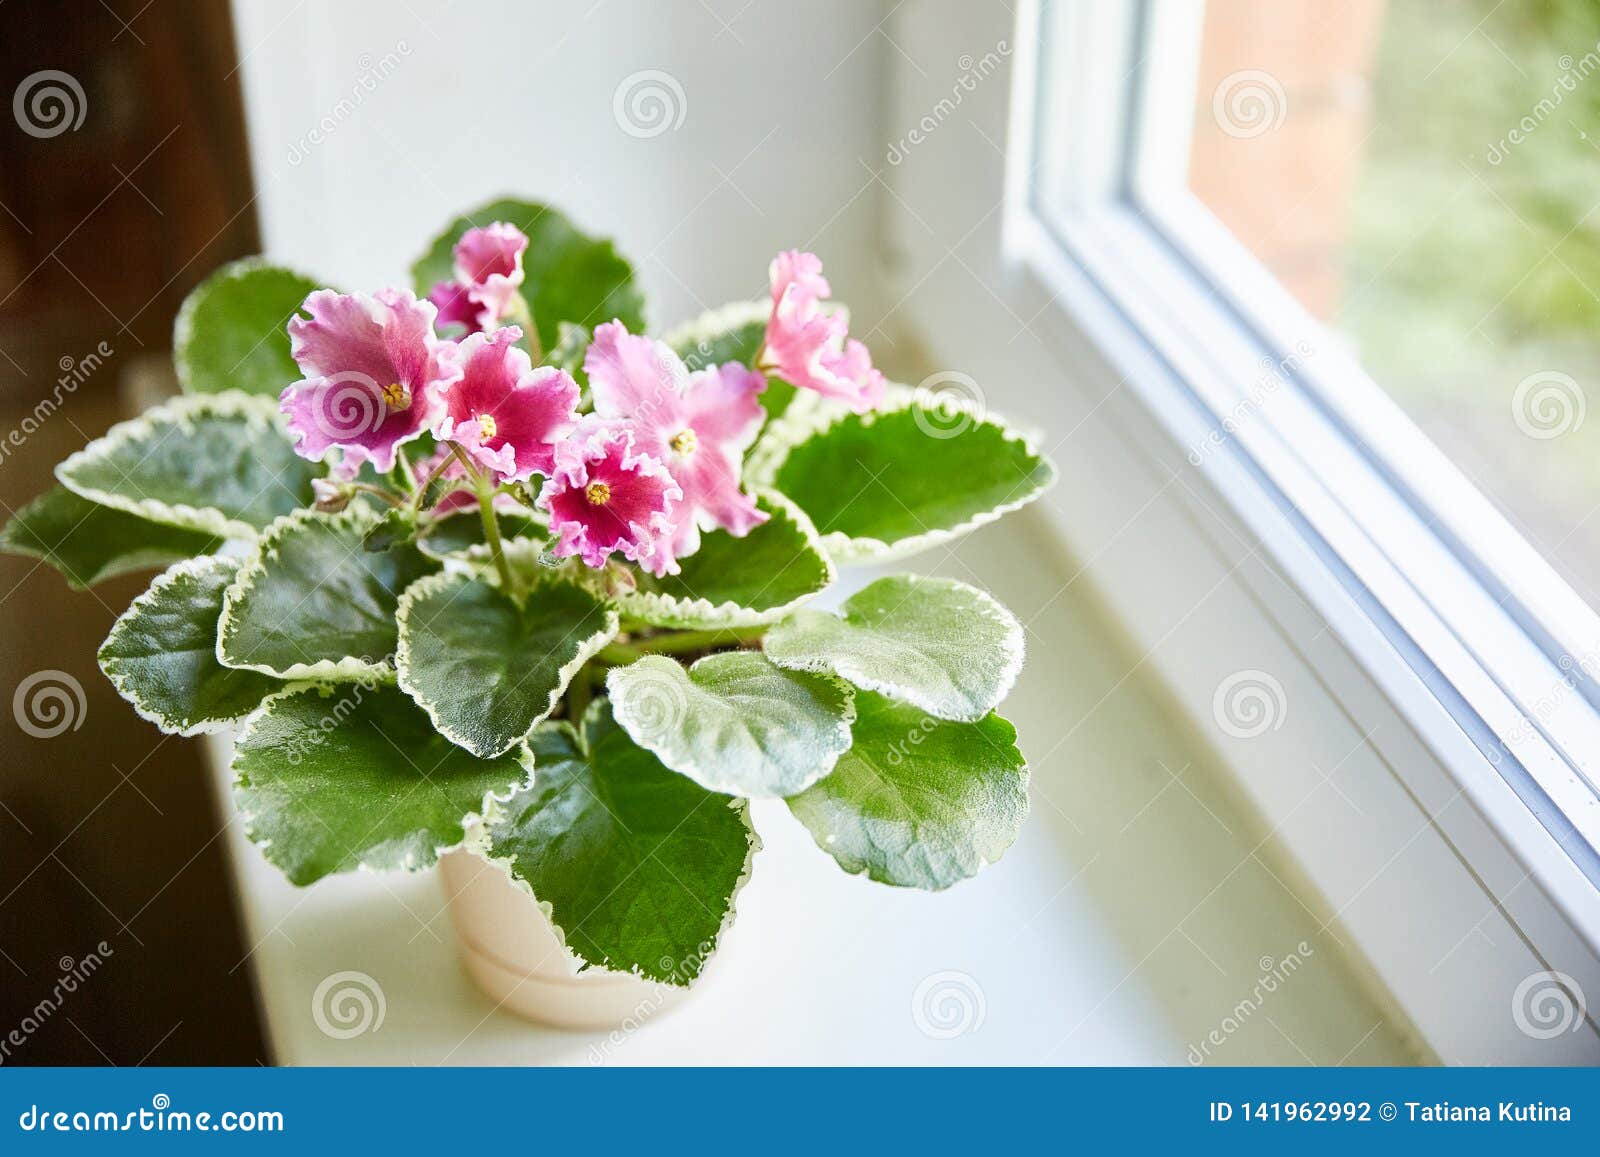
[381,382,409,408]
[670,428,698,456]
[477,413,498,440]
[585,481,611,506]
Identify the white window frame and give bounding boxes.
[883,0,1600,1062]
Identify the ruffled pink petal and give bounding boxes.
[584,320,689,425]
[453,223,528,329]
[763,249,884,413]
[679,362,767,451]
[428,280,482,336]
[435,328,579,482]
[537,421,681,576]
[280,288,460,473]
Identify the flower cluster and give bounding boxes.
[279,224,885,578]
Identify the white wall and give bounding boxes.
[230,0,888,332]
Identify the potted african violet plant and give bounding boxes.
[0,198,1056,1028]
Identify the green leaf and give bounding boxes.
[174,259,320,397]
[765,575,1023,721]
[749,391,1056,563]
[97,556,280,735]
[661,300,794,424]
[485,702,757,984]
[411,198,645,354]
[607,652,854,798]
[362,507,415,553]
[619,491,832,628]
[787,691,1028,890]
[0,486,219,590]
[218,506,437,679]
[55,393,321,539]
[397,571,617,758]
[416,506,544,560]
[233,684,528,886]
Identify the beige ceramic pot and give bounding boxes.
[438,847,687,1031]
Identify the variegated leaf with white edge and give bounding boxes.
[607,651,855,798]
[618,491,833,629]
[233,683,529,886]
[97,555,281,735]
[55,392,320,539]
[218,506,437,680]
[747,387,1055,563]
[765,574,1023,722]
[483,700,757,985]
[396,570,618,758]
[787,690,1028,890]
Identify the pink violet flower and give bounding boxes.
[538,419,682,576]
[434,327,579,483]
[426,222,529,335]
[281,287,462,474]
[585,320,767,565]
[763,249,885,413]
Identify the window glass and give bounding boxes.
[1188,0,1600,609]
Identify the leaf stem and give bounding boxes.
[451,445,518,597]
[507,291,542,362]
[348,483,406,508]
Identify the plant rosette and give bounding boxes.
[4,198,1058,1024]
